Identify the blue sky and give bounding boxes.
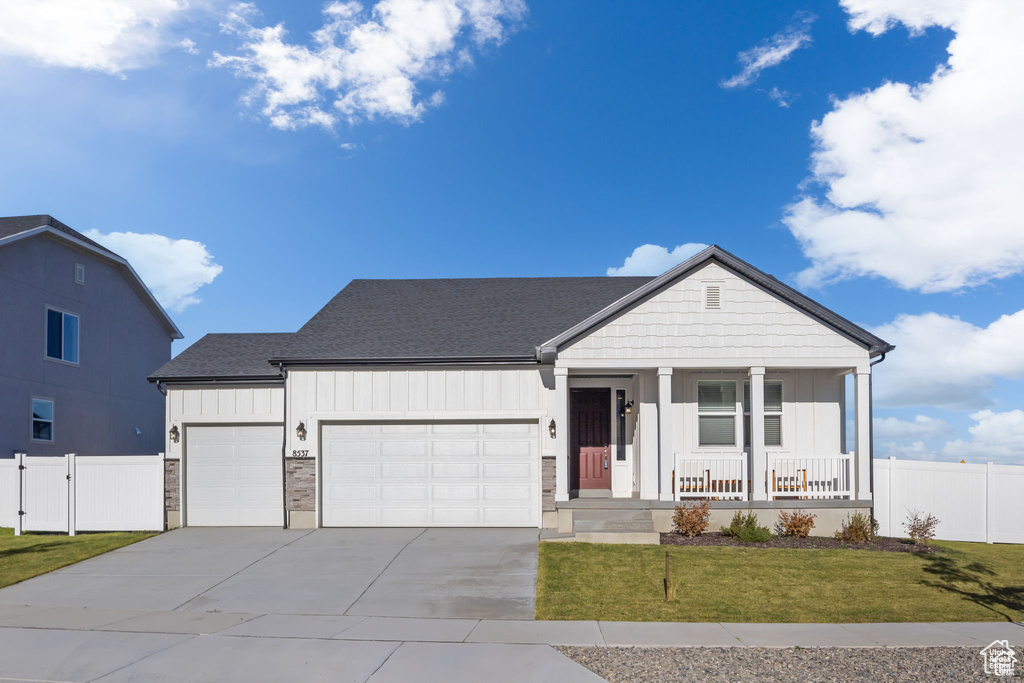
[1,0,1022,463]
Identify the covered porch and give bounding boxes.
[550,363,874,505]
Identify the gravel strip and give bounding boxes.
[556,646,1022,682]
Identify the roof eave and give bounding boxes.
[148,374,284,385]
[268,355,540,367]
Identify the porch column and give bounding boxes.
[854,368,872,500]
[750,367,767,501]
[554,367,569,502]
[658,367,674,502]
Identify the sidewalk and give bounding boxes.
[1,604,1021,647]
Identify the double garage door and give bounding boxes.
[185,421,539,527]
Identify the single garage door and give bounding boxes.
[322,421,539,527]
[185,425,284,526]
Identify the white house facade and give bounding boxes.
[151,247,892,535]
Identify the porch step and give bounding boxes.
[572,509,656,533]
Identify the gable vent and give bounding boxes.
[704,284,721,310]
[74,263,85,285]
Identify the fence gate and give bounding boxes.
[6,452,164,535]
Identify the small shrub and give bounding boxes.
[775,510,816,538]
[721,511,773,543]
[903,510,940,545]
[672,500,711,537]
[834,511,878,543]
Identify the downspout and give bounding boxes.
[155,381,167,396]
[868,353,887,527]
[277,362,288,531]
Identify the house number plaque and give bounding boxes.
[291,450,310,458]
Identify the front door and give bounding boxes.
[570,388,611,490]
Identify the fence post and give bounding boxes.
[14,451,25,536]
[887,456,896,537]
[67,453,76,537]
[985,461,993,544]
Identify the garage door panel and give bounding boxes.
[186,425,283,527]
[322,421,538,527]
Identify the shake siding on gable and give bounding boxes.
[560,263,867,361]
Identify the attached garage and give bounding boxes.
[185,425,284,527]
[321,421,540,527]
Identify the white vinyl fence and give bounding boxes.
[0,452,164,534]
[874,457,1024,544]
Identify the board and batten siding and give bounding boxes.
[286,367,552,461]
[165,385,285,458]
[672,369,845,459]
[560,263,868,362]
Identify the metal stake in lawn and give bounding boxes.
[664,550,674,601]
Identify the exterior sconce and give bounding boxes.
[625,400,634,415]
[169,425,180,443]
[296,421,307,441]
[548,419,556,439]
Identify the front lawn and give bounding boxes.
[536,540,1024,623]
[0,527,156,589]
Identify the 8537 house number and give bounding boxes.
[291,450,310,458]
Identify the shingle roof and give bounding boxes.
[0,215,119,257]
[285,277,654,361]
[149,333,296,380]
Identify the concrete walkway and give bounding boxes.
[1,606,1022,681]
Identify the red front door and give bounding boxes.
[570,388,611,490]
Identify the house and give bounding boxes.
[0,215,182,458]
[150,246,893,536]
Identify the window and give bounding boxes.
[698,380,736,446]
[743,380,783,447]
[46,308,79,363]
[32,398,54,442]
[615,389,626,461]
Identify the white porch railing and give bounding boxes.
[768,453,852,500]
[674,452,747,501]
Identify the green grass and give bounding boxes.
[0,527,156,589]
[536,541,1024,623]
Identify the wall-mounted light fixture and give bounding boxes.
[548,419,556,439]
[169,425,180,443]
[625,400,634,415]
[296,421,307,441]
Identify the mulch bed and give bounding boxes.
[660,531,941,553]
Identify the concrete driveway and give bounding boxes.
[0,527,539,619]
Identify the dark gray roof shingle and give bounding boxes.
[287,277,654,361]
[0,215,119,257]
[149,333,295,380]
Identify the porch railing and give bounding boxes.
[768,453,852,500]
[675,452,747,501]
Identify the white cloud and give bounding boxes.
[785,0,1024,293]
[85,230,223,313]
[870,310,1024,410]
[721,14,814,89]
[878,440,936,460]
[210,0,526,130]
[607,243,709,277]
[0,0,193,75]
[874,414,953,441]
[179,38,200,55]
[941,409,1024,464]
[765,86,796,108]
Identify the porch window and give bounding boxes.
[698,380,737,446]
[743,381,783,447]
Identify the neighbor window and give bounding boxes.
[46,308,79,363]
[743,381,783,447]
[697,380,737,446]
[32,398,54,442]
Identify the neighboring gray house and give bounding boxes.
[152,246,893,538]
[0,215,182,458]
